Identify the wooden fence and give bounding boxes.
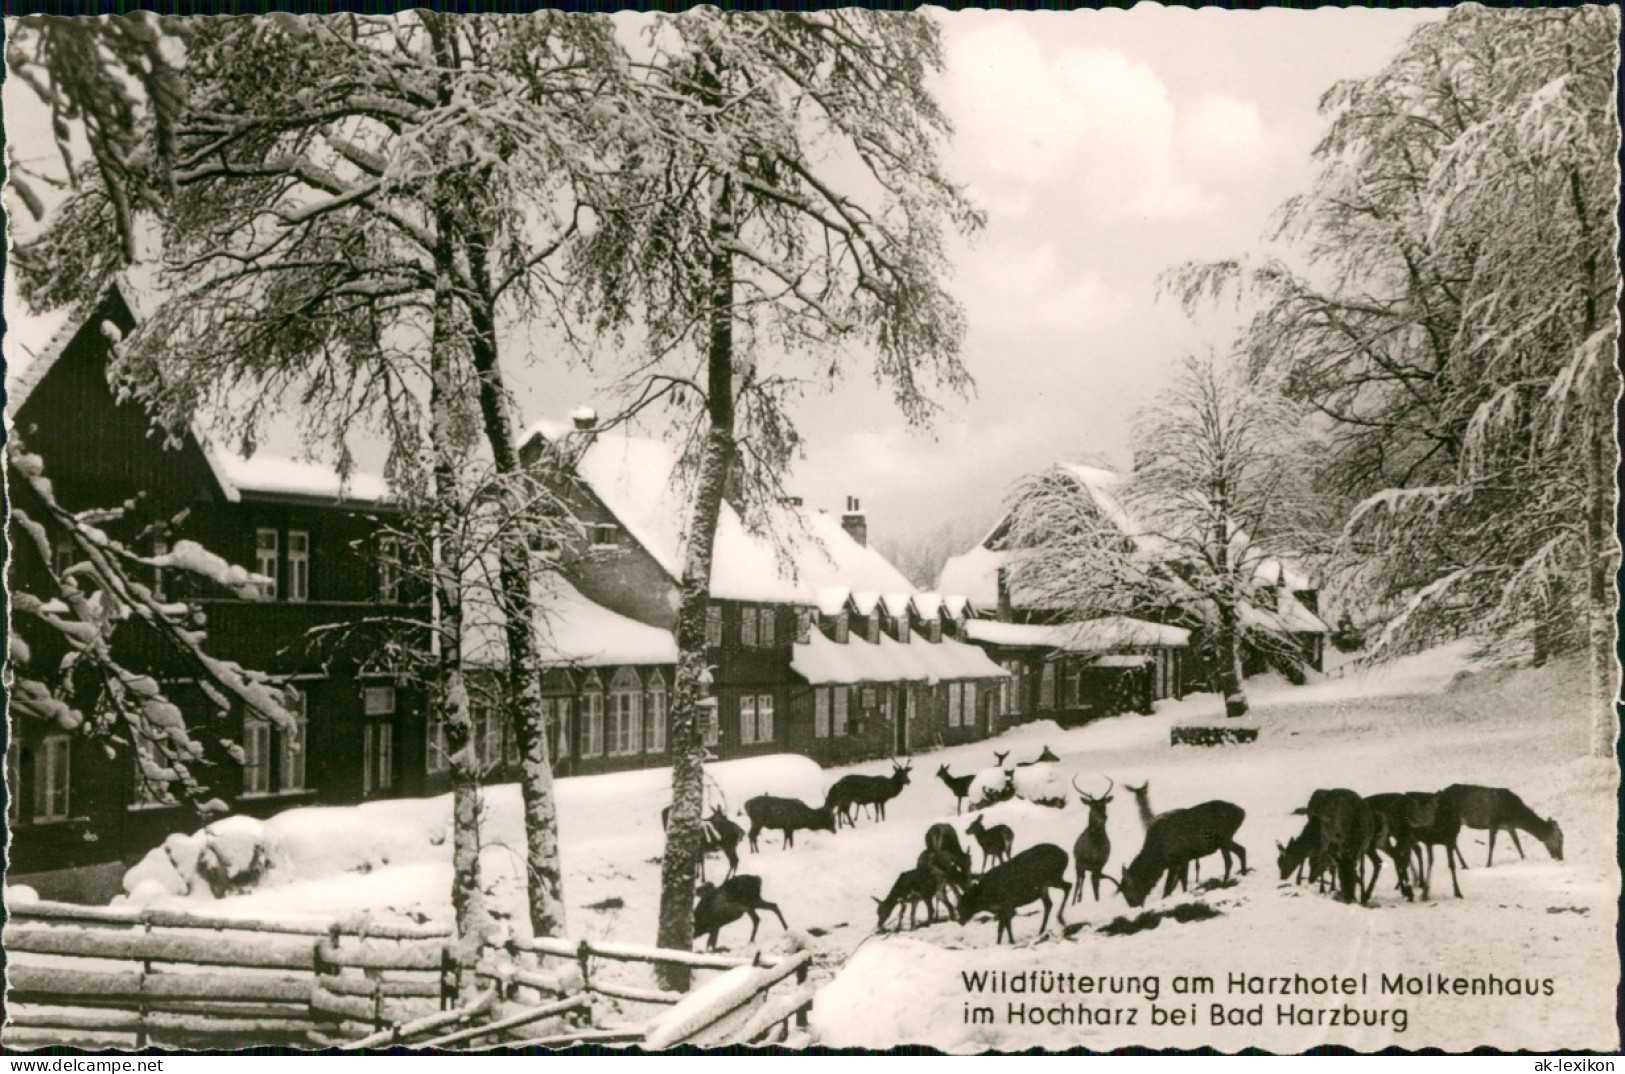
[4,900,818,1049]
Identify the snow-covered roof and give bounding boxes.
[1242,588,1331,636]
[790,630,1008,686]
[4,296,84,414]
[524,421,930,608]
[1255,556,1315,592]
[912,592,944,619]
[1093,653,1153,668]
[815,587,852,617]
[207,448,392,505]
[936,544,1008,611]
[467,573,678,669]
[963,616,1190,652]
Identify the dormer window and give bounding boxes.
[795,608,813,644]
[896,616,910,643]
[929,619,942,643]
[834,612,849,644]
[868,610,881,642]
[588,523,619,550]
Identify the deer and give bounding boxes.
[1406,790,1466,899]
[922,822,972,892]
[966,814,1014,874]
[993,750,1010,768]
[1015,745,1060,767]
[825,760,912,829]
[874,866,947,932]
[693,875,787,951]
[1121,800,1247,908]
[1301,789,1385,905]
[957,844,1072,944]
[1127,780,1201,882]
[1439,784,1563,867]
[936,764,976,815]
[662,804,744,880]
[1364,792,1439,901]
[743,795,837,852]
[1071,775,1116,904]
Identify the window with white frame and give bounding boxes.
[364,721,394,794]
[287,530,310,602]
[7,738,21,825]
[609,669,643,757]
[833,686,850,736]
[53,534,75,577]
[588,523,620,549]
[545,696,572,761]
[867,610,881,642]
[243,718,273,795]
[739,694,774,746]
[758,608,775,647]
[379,536,401,604]
[281,689,308,792]
[1002,660,1022,713]
[35,735,71,821]
[645,675,667,753]
[795,609,813,644]
[756,694,774,743]
[700,700,720,747]
[255,529,279,600]
[132,730,178,807]
[475,702,505,770]
[364,685,398,716]
[833,614,849,644]
[705,606,723,648]
[151,539,169,601]
[896,616,910,643]
[928,619,942,643]
[741,606,758,648]
[580,676,605,758]
[1039,663,1056,710]
[814,688,831,738]
[426,707,450,775]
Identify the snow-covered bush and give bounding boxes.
[1011,762,1067,809]
[967,766,1014,811]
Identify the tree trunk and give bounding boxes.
[1585,404,1617,759]
[464,270,568,941]
[431,267,491,981]
[1217,604,1249,718]
[656,171,737,990]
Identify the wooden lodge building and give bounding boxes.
[5,283,1011,899]
[938,461,1332,720]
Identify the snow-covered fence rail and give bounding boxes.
[495,936,815,1046]
[3,900,455,1049]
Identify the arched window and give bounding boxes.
[609,668,643,757]
[580,673,605,758]
[645,673,667,753]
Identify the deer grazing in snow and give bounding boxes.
[1121,800,1247,908]
[966,814,1014,874]
[1297,789,1385,905]
[936,764,975,815]
[825,759,912,828]
[1440,784,1563,867]
[874,866,947,932]
[1127,780,1200,882]
[921,822,972,894]
[1071,775,1117,904]
[693,875,787,951]
[957,844,1071,944]
[743,795,837,852]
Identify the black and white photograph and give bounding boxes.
[2,5,1619,1055]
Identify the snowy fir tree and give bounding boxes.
[1164,7,1619,753]
[564,9,982,979]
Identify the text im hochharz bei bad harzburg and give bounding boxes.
[957,970,1558,1033]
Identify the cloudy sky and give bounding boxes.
[511,7,1442,555]
[4,8,1441,561]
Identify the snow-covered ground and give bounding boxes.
[41,644,1617,1051]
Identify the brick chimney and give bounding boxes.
[570,406,598,431]
[841,496,867,547]
[996,566,1014,622]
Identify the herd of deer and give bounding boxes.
[1277,784,1564,905]
[674,753,1565,950]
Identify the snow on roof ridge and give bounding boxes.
[209,447,392,504]
[5,280,120,415]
